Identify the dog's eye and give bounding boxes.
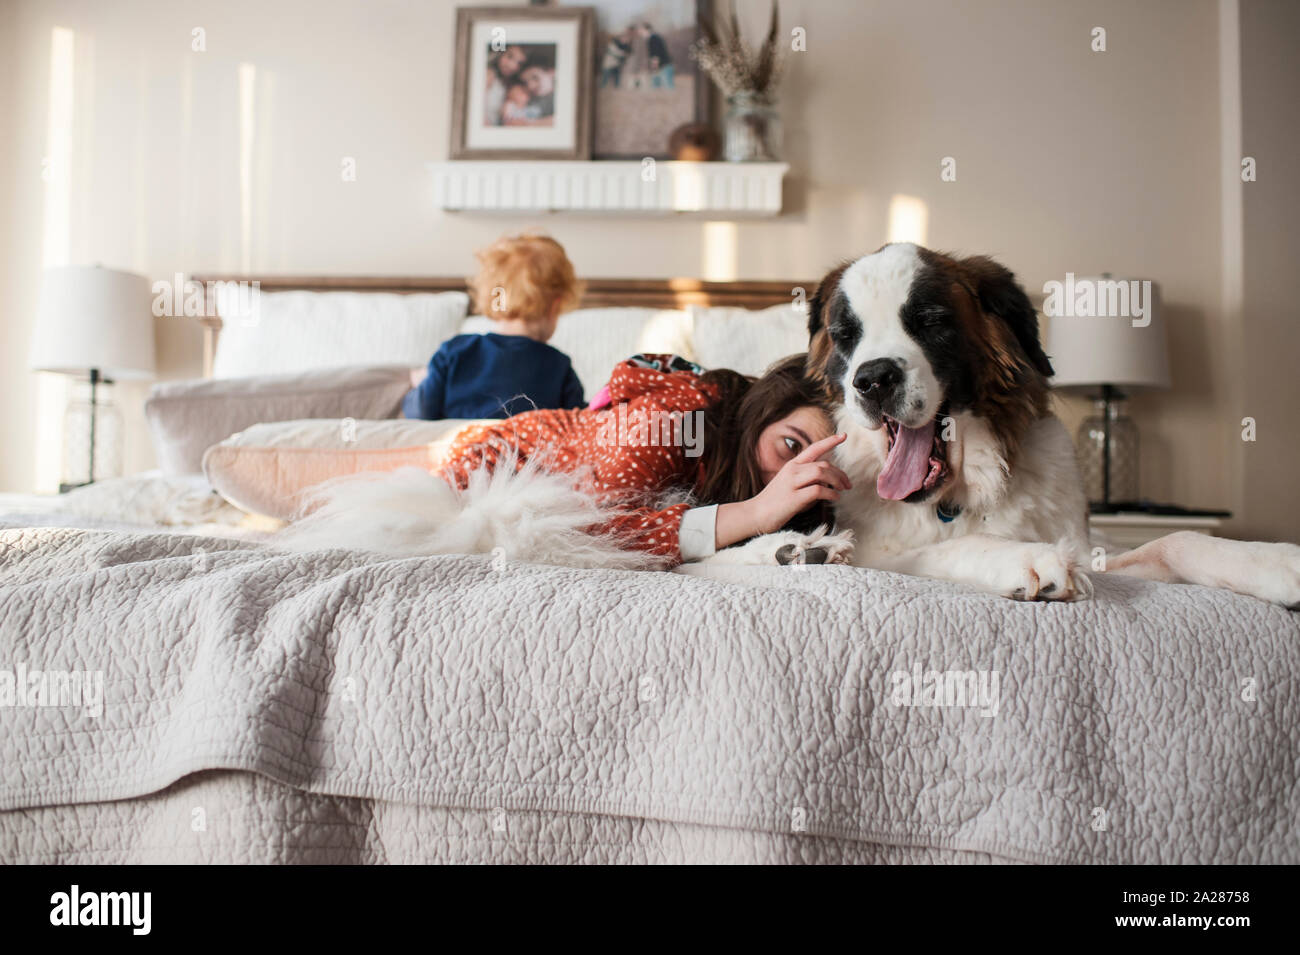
[920,308,949,327]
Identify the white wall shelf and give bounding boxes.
[429,161,789,216]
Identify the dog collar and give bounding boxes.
[936,501,962,523]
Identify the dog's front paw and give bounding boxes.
[991,543,1091,602]
[775,527,855,566]
[699,527,854,567]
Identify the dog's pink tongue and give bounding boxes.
[877,420,936,500]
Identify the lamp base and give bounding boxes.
[1076,392,1138,508]
[61,372,123,487]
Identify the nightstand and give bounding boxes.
[1089,512,1224,550]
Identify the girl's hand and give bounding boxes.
[747,433,851,533]
[715,434,851,546]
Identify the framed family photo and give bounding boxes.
[450,6,596,160]
[587,0,713,159]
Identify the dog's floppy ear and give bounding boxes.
[962,255,1054,379]
[804,264,847,388]
[805,261,851,336]
[805,275,829,338]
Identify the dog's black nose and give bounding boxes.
[853,359,903,405]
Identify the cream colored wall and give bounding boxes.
[0,0,1290,540]
[1238,0,1300,543]
[0,0,38,495]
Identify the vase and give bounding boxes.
[61,378,123,489]
[1076,396,1139,507]
[723,92,782,162]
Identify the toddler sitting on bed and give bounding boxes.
[402,232,586,419]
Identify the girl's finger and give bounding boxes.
[791,465,828,490]
[815,485,841,502]
[794,433,846,464]
[823,464,852,489]
[810,460,851,487]
[794,462,851,491]
[798,484,840,505]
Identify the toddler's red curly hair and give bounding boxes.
[470,232,583,329]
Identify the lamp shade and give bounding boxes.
[29,265,156,379]
[1045,276,1170,391]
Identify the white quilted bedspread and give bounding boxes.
[1,522,1298,864]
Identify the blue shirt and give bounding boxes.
[402,333,585,420]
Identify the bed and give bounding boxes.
[2,275,1298,865]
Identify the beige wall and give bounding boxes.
[1238,0,1300,543]
[0,0,1293,539]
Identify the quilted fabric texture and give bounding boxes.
[2,523,1298,864]
[2,772,1010,864]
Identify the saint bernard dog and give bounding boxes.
[709,242,1300,608]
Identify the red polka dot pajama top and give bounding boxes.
[440,356,720,564]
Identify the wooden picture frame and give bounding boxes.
[587,0,713,160]
[450,5,596,160]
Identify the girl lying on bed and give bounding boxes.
[278,354,853,568]
[439,353,852,564]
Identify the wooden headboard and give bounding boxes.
[192,275,814,376]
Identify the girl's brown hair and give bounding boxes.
[695,354,834,528]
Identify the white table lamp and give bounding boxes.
[29,265,156,489]
[1046,275,1170,510]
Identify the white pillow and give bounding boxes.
[203,418,489,520]
[146,365,415,475]
[212,288,469,378]
[461,307,694,398]
[688,303,809,377]
[217,417,480,451]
